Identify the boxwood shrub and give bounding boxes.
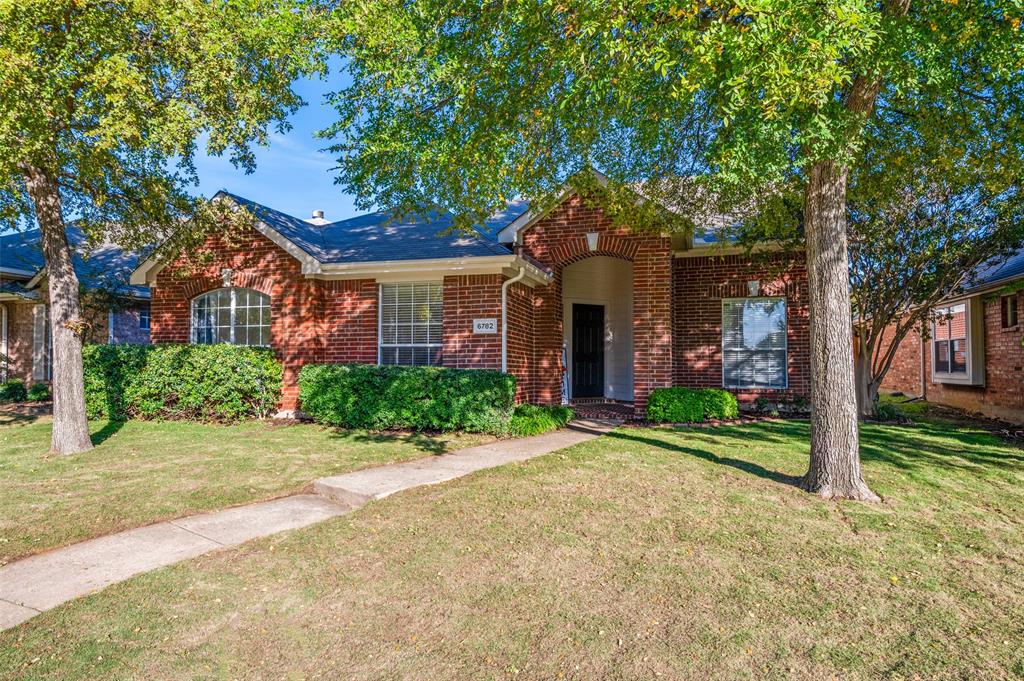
[27,383,51,401]
[299,364,516,434]
[0,379,27,403]
[646,387,739,423]
[83,344,283,421]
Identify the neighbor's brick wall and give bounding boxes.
[150,225,324,412]
[2,301,34,383]
[517,193,674,413]
[672,253,810,403]
[109,303,151,345]
[876,322,923,397]
[881,293,1024,423]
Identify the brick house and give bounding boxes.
[878,249,1024,423]
[1,226,151,385]
[131,183,811,417]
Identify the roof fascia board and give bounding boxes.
[313,255,552,286]
[128,192,323,285]
[0,267,35,278]
[496,168,610,245]
[673,243,797,258]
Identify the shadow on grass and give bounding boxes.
[607,428,804,489]
[91,420,125,446]
[325,428,454,455]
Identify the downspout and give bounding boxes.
[920,325,927,399]
[501,266,527,373]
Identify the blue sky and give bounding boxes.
[189,71,363,222]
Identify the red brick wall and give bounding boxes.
[323,279,377,364]
[442,274,503,370]
[881,293,1024,422]
[875,322,923,396]
[672,253,811,403]
[516,194,674,413]
[150,226,324,412]
[505,280,537,402]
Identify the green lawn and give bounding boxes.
[2,409,1024,679]
[0,413,490,564]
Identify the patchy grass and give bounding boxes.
[3,415,1024,680]
[0,413,490,563]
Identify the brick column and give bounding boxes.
[632,237,673,416]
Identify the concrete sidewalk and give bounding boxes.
[0,419,615,631]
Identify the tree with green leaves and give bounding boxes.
[849,110,1024,418]
[0,0,324,454]
[327,0,1023,500]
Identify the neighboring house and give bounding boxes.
[0,226,151,385]
[131,181,811,417]
[879,247,1024,423]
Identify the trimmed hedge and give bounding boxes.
[83,344,283,421]
[646,387,740,423]
[299,364,516,434]
[0,379,27,403]
[509,403,574,437]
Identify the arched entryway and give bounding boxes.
[561,256,634,401]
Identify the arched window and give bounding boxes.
[191,288,270,346]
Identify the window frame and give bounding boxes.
[377,281,443,366]
[139,304,151,331]
[931,301,970,379]
[721,296,789,390]
[190,287,271,347]
[1000,293,1019,330]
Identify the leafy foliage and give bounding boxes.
[299,364,516,434]
[326,0,1023,233]
[647,387,740,424]
[0,379,28,403]
[0,0,325,250]
[83,344,283,421]
[26,383,51,401]
[508,404,575,437]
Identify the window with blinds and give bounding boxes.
[932,302,968,375]
[722,298,787,389]
[378,282,443,366]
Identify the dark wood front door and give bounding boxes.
[572,304,604,398]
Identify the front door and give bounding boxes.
[572,304,604,398]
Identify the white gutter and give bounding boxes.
[501,266,527,373]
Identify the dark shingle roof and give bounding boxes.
[221,191,529,264]
[0,226,149,299]
[968,247,1024,292]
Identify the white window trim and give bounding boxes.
[190,287,271,346]
[930,297,984,385]
[139,305,151,331]
[721,296,788,390]
[377,281,443,366]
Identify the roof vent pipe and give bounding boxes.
[306,210,329,226]
[312,210,324,220]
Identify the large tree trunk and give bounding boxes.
[801,160,879,501]
[23,165,93,455]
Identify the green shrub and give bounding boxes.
[0,379,27,403]
[646,387,740,423]
[299,364,516,434]
[509,403,574,437]
[83,344,283,421]
[874,400,902,422]
[26,383,51,401]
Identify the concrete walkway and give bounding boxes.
[0,419,615,631]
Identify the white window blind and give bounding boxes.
[191,288,270,346]
[379,282,442,366]
[722,298,787,389]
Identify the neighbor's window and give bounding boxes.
[379,282,442,366]
[932,303,968,375]
[139,304,150,330]
[1000,294,1018,329]
[722,298,787,389]
[191,288,270,346]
